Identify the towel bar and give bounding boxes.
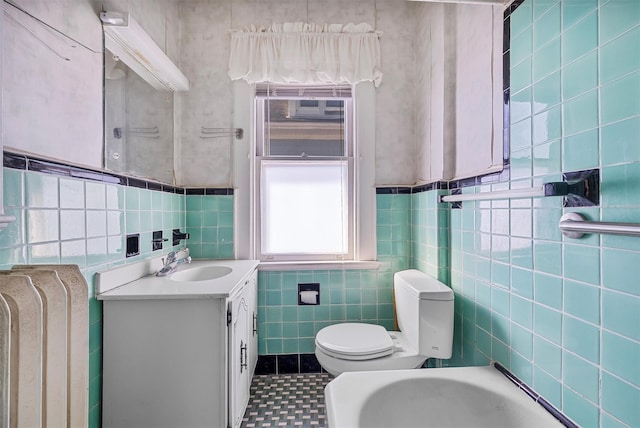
[559,213,640,239]
[440,169,599,207]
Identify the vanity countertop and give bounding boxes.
[97,259,259,301]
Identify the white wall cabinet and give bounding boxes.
[102,268,258,428]
[0,12,14,232]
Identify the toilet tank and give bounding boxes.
[394,270,454,359]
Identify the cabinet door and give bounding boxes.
[248,270,258,375]
[229,288,250,428]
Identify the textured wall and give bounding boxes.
[178,0,234,187]
[178,0,417,187]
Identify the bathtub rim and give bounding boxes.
[324,364,574,428]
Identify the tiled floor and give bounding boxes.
[241,373,334,428]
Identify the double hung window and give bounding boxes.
[255,85,354,262]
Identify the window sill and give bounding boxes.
[258,260,381,271]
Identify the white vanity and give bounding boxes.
[97,259,259,428]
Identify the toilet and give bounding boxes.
[314,269,454,376]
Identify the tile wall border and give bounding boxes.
[495,363,578,428]
[3,151,234,195]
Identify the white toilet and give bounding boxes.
[314,269,454,376]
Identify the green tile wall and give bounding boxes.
[185,194,234,259]
[1,167,186,427]
[411,189,450,282]
[257,269,396,355]
[439,1,640,426]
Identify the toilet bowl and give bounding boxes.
[314,269,454,376]
[315,323,426,376]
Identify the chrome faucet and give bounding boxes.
[156,247,192,276]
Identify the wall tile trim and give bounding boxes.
[3,151,234,195]
[495,363,578,428]
[186,188,235,195]
[255,353,324,375]
[376,186,412,194]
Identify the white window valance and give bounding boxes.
[228,22,383,87]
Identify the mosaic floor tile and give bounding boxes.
[242,373,334,428]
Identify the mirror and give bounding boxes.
[101,11,188,185]
[104,56,175,184]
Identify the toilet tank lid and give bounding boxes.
[394,269,454,301]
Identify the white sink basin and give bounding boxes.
[170,265,233,282]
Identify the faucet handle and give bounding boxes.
[172,229,190,246]
[165,250,177,263]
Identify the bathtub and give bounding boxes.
[324,366,565,428]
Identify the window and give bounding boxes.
[255,85,354,262]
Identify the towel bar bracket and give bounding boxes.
[559,213,588,239]
[558,169,599,207]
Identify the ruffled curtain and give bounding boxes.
[228,22,383,87]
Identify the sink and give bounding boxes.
[170,265,233,282]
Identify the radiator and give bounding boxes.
[0,265,89,428]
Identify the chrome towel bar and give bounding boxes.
[200,127,244,140]
[559,213,640,239]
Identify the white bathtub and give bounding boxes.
[324,366,564,428]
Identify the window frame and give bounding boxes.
[254,85,356,262]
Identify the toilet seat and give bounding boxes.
[315,323,394,361]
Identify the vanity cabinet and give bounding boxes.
[229,269,258,428]
[100,263,258,428]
